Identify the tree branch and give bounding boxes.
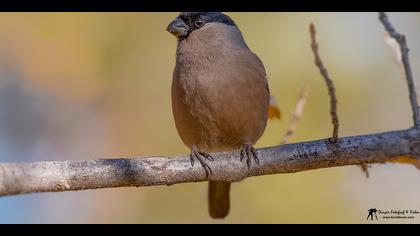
[379,12,420,127]
[1,128,419,197]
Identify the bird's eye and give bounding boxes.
[195,20,204,28]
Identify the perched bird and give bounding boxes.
[167,12,274,219]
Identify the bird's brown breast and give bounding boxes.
[171,23,269,153]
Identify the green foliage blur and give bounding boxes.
[0,13,419,223]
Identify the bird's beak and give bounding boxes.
[166,17,189,38]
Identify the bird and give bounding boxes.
[167,12,276,219]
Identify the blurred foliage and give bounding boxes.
[0,13,420,223]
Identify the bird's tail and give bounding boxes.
[208,181,231,219]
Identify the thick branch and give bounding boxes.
[379,12,420,127]
[1,128,420,197]
[309,23,340,141]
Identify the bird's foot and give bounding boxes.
[240,143,259,170]
[190,146,214,178]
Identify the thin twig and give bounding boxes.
[379,12,420,127]
[281,85,310,144]
[309,23,340,142]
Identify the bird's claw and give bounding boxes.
[190,148,213,178]
[240,144,259,170]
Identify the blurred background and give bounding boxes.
[0,12,419,223]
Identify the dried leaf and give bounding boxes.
[387,156,420,170]
[385,31,420,111]
[388,156,418,164]
[268,96,281,120]
[384,31,403,68]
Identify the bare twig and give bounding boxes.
[1,128,420,197]
[281,85,310,144]
[379,12,420,127]
[310,23,340,142]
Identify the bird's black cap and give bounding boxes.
[178,12,236,32]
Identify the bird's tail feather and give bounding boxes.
[208,181,231,219]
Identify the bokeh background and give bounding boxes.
[0,12,419,223]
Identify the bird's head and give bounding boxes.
[166,12,236,40]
